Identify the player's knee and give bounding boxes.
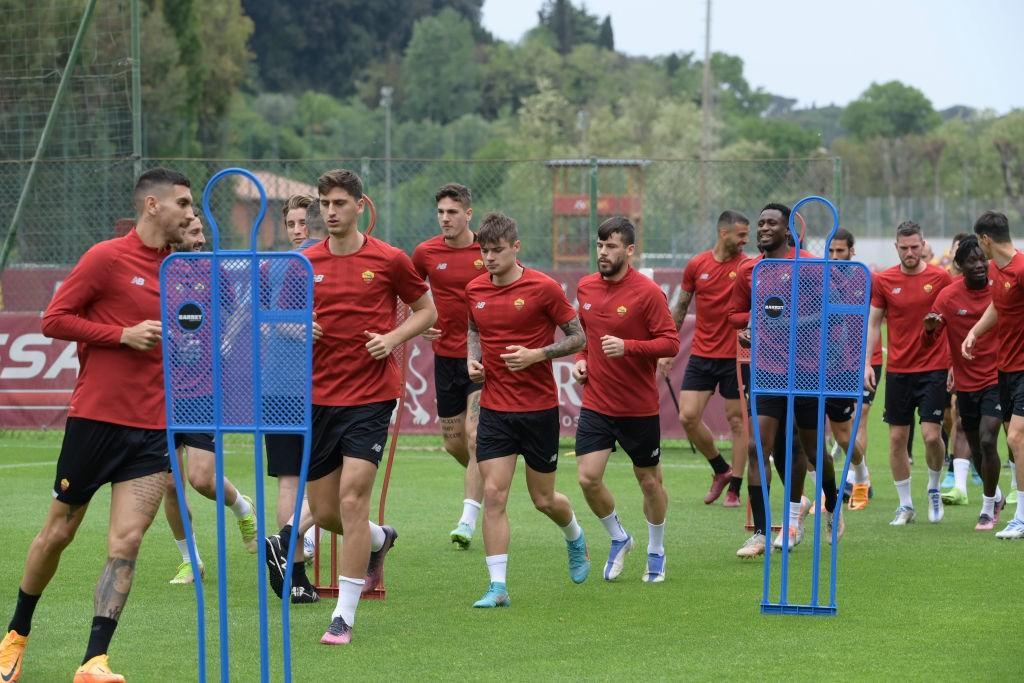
[109,529,145,559]
[339,492,369,522]
[576,466,602,492]
[37,522,77,554]
[980,431,999,453]
[726,412,745,435]
[679,409,702,430]
[1007,428,1024,455]
[187,468,215,498]
[637,472,664,500]
[530,491,556,515]
[922,430,944,450]
[483,482,508,510]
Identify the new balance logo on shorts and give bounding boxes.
[549,453,557,463]
[933,409,942,416]
[371,443,383,453]
[652,447,660,457]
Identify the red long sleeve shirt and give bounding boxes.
[575,268,679,416]
[41,229,171,429]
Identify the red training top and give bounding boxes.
[575,267,680,416]
[412,234,485,359]
[989,251,1024,372]
[681,250,748,359]
[922,277,997,392]
[305,235,429,406]
[41,229,170,429]
[466,267,577,413]
[870,264,952,373]
[728,247,815,330]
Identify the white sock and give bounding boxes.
[1010,461,1018,489]
[332,577,364,626]
[229,493,251,519]
[560,513,582,542]
[599,510,629,542]
[853,460,869,484]
[953,458,969,494]
[981,494,996,518]
[175,536,200,564]
[485,554,508,584]
[303,526,317,548]
[807,470,818,496]
[369,522,386,552]
[788,501,803,526]
[927,468,942,491]
[996,485,1003,501]
[647,520,665,556]
[895,478,913,508]
[1016,494,1024,523]
[459,499,482,529]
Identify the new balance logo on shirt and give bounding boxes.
[131,276,145,286]
[891,287,902,295]
[475,301,486,309]
[699,273,710,280]
[314,274,324,282]
[436,263,448,270]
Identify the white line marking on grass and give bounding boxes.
[0,461,56,470]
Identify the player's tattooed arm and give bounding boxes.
[94,557,136,621]
[542,317,585,359]
[671,290,693,330]
[467,318,485,383]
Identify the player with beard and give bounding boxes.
[865,221,953,526]
[412,183,486,548]
[922,236,1005,530]
[573,217,679,582]
[659,211,750,507]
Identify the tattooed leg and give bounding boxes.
[440,414,469,465]
[94,557,135,621]
[464,391,484,502]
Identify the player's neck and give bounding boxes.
[712,242,735,261]
[764,244,789,259]
[328,229,365,256]
[491,263,524,286]
[899,260,926,275]
[989,242,1017,268]
[601,264,630,282]
[444,229,475,249]
[134,218,170,250]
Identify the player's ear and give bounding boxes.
[465,207,473,221]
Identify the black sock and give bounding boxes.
[748,484,768,535]
[83,616,117,663]
[292,561,309,586]
[822,477,838,513]
[709,454,730,475]
[8,589,41,636]
[728,476,743,494]
[278,524,293,551]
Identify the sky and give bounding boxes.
[481,0,1024,113]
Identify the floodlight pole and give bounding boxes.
[380,86,394,242]
[131,0,143,179]
[0,0,99,273]
[698,0,713,232]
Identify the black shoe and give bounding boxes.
[265,535,287,599]
[290,584,320,604]
[364,525,397,593]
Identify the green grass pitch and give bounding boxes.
[0,422,1017,681]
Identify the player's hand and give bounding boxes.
[572,359,588,384]
[923,312,942,333]
[467,359,485,383]
[363,330,396,360]
[600,335,625,358]
[946,369,954,393]
[738,328,752,349]
[421,327,441,341]
[121,320,162,350]
[962,332,977,360]
[311,312,323,343]
[657,357,674,377]
[500,345,540,371]
[864,364,876,392]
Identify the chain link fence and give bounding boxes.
[1,156,840,310]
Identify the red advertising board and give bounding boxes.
[0,268,731,440]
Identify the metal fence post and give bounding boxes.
[589,157,598,273]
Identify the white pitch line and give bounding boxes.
[0,461,56,470]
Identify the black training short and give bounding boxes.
[883,370,948,426]
[956,385,1003,432]
[999,370,1024,419]
[864,364,883,405]
[174,432,215,452]
[476,406,560,473]
[681,355,740,400]
[574,408,662,468]
[53,417,169,505]
[307,400,397,481]
[434,354,482,419]
[265,433,303,477]
[754,394,820,430]
[825,398,855,424]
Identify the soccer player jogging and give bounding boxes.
[412,183,485,548]
[922,236,1005,530]
[827,229,876,510]
[263,194,323,605]
[573,217,679,582]
[866,221,953,526]
[963,211,1024,538]
[161,215,259,587]
[0,169,192,683]
[302,169,436,645]
[659,211,749,506]
[729,203,840,558]
[466,212,589,608]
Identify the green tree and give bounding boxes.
[597,16,614,50]
[987,111,1024,216]
[734,118,821,158]
[536,0,603,54]
[399,8,481,123]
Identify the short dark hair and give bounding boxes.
[282,194,313,219]
[435,183,472,207]
[833,227,855,248]
[597,216,635,246]
[761,202,791,225]
[954,235,985,269]
[133,167,190,209]
[896,220,922,239]
[717,210,749,228]
[317,169,363,200]
[951,232,970,246]
[304,197,325,236]
[973,210,1011,244]
[477,212,518,246]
